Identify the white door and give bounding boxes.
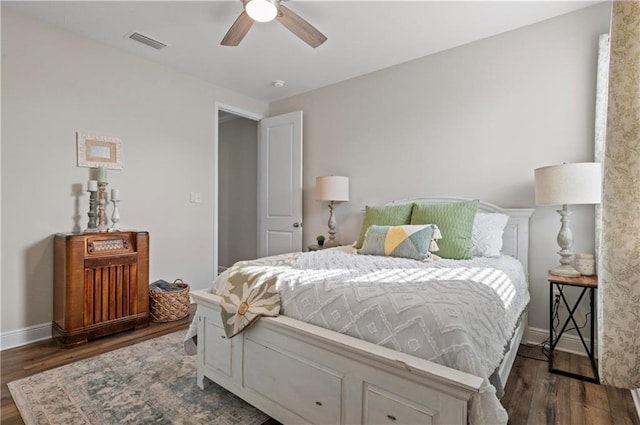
[257,111,303,257]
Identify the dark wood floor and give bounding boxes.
[2,314,638,425]
[503,345,639,425]
[1,310,195,425]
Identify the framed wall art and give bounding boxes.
[77,132,123,169]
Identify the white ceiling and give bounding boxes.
[5,1,599,102]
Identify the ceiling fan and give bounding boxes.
[221,0,327,48]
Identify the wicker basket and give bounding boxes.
[149,279,190,322]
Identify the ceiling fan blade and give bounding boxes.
[221,11,254,46]
[276,5,327,48]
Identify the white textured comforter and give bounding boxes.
[189,246,529,425]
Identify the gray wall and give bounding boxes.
[218,116,258,269]
[1,9,268,335]
[271,3,611,332]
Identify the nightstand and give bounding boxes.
[308,244,326,251]
[548,272,599,383]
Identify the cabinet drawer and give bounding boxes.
[202,316,232,376]
[244,339,343,424]
[364,386,436,425]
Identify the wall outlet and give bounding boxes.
[552,287,561,300]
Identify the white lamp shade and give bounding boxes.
[534,162,602,206]
[245,0,278,22]
[316,176,349,202]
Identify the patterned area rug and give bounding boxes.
[7,331,269,425]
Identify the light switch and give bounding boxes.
[189,192,203,204]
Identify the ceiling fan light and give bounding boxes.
[245,0,278,23]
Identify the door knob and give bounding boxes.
[293,222,300,228]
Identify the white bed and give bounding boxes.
[189,197,533,425]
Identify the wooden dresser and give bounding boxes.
[53,231,149,347]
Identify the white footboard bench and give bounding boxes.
[193,290,483,425]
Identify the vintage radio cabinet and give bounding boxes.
[53,231,149,347]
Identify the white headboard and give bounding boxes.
[384,196,534,275]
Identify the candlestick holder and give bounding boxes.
[85,189,98,232]
[109,199,121,232]
[97,182,109,232]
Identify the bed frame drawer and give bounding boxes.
[244,338,343,425]
[202,316,232,377]
[364,385,437,425]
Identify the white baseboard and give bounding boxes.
[0,323,606,359]
[1,322,52,351]
[526,326,598,358]
[632,389,640,420]
[218,265,228,275]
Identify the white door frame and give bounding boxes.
[213,102,265,277]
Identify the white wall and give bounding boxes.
[271,3,611,332]
[0,4,611,344]
[0,9,269,337]
[218,116,258,269]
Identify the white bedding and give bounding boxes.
[188,246,529,425]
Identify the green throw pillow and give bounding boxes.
[410,200,479,259]
[358,224,440,260]
[355,204,414,249]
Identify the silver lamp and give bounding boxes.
[315,176,349,248]
[534,163,602,277]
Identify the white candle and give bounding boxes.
[111,189,119,201]
[88,180,98,191]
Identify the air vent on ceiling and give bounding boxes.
[128,32,168,50]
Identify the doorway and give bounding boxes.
[214,104,303,277]
[215,104,264,275]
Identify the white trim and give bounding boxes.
[1,322,51,350]
[216,102,264,122]
[526,326,598,357]
[631,389,640,420]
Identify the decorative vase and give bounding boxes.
[575,253,595,276]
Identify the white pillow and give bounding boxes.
[471,212,509,257]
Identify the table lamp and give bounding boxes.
[315,176,349,248]
[534,162,602,277]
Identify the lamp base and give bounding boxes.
[325,202,340,248]
[550,205,581,278]
[549,264,581,278]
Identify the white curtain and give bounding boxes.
[597,0,640,388]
